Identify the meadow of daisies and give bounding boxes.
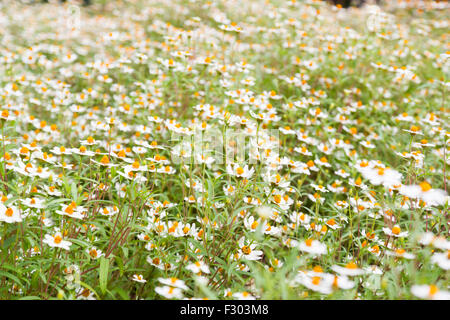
[0,0,448,300]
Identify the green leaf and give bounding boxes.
[116,255,124,277]
[111,287,129,300]
[0,270,23,286]
[99,257,109,295]
[19,296,41,300]
[71,182,78,202]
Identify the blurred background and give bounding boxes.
[7,0,448,8]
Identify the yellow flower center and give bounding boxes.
[100,155,109,164]
[429,285,438,296]
[312,276,321,285]
[273,194,282,203]
[313,265,323,273]
[392,226,401,235]
[81,289,90,297]
[419,181,432,192]
[5,208,14,217]
[54,235,62,244]
[241,245,252,255]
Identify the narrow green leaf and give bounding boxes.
[99,257,109,295]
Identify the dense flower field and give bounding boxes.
[0,0,448,300]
